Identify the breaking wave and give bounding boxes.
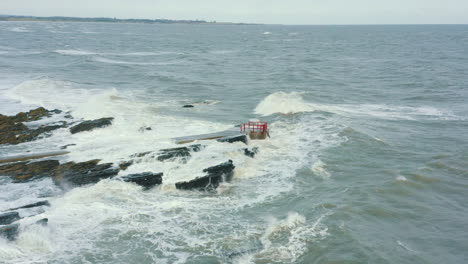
[255,92,461,120]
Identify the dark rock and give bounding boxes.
[157,144,203,162]
[7,201,50,211]
[129,151,152,159]
[60,144,76,149]
[36,218,48,226]
[118,160,134,170]
[0,114,29,145]
[243,147,259,158]
[122,172,163,189]
[175,160,235,191]
[69,117,114,134]
[0,160,60,182]
[183,105,194,108]
[217,134,248,144]
[0,108,67,145]
[13,107,50,122]
[53,159,119,187]
[0,224,19,241]
[138,126,152,132]
[0,212,20,225]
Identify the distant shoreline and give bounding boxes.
[0,15,254,25]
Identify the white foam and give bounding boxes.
[255,91,460,120]
[93,57,179,66]
[8,27,31,33]
[254,92,317,116]
[396,176,408,182]
[54,49,97,56]
[6,79,100,111]
[311,160,331,179]
[55,50,181,57]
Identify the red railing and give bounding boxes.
[240,122,268,133]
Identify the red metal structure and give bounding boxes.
[240,121,268,133]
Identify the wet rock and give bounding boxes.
[69,117,114,134]
[7,201,50,211]
[243,147,259,158]
[217,134,248,144]
[138,126,152,132]
[60,144,76,149]
[0,114,29,145]
[36,218,48,226]
[122,172,163,189]
[129,151,152,159]
[53,159,119,187]
[0,160,60,182]
[175,160,235,191]
[12,107,50,122]
[118,160,134,170]
[0,212,20,225]
[0,108,67,145]
[0,224,19,241]
[183,105,194,108]
[157,144,203,162]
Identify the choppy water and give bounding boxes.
[0,22,467,264]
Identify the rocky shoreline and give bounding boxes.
[0,107,258,240]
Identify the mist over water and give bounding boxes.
[0,22,467,263]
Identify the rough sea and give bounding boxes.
[0,22,467,264]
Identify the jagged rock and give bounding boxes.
[12,107,51,122]
[0,160,60,182]
[6,201,50,211]
[175,160,235,191]
[138,126,152,132]
[217,134,248,144]
[122,172,163,189]
[36,218,48,226]
[243,147,259,158]
[118,160,134,170]
[53,159,119,187]
[0,108,66,145]
[69,117,114,134]
[60,144,76,149]
[0,114,29,145]
[0,212,20,225]
[129,151,152,159]
[157,144,203,162]
[0,224,19,241]
[183,105,194,108]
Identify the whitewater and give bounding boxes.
[0,22,467,264]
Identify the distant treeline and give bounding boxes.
[0,15,229,24]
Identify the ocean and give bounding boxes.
[0,21,467,264]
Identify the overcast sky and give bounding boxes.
[1,0,467,25]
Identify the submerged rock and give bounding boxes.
[217,134,247,144]
[243,147,259,158]
[0,224,19,241]
[0,160,60,182]
[53,159,119,187]
[7,200,50,211]
[35,218,48,226]
[138,126,152,132]
[0,212,20,225]
[69,117,114,134]
[122,172,163,189]
[175,160,235,191]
